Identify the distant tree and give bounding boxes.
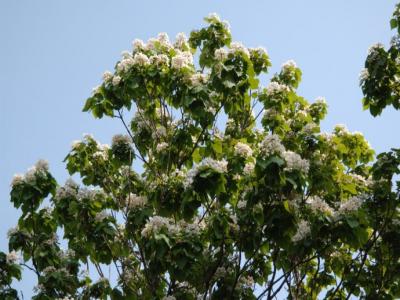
[1,10,400,300]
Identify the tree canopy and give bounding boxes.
[2,8,400,300]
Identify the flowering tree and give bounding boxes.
[2,11,400,300]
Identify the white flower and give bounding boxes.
[237,200,246,209]
[156,142,168,152]
[315,96,327,105]
[158,32,171,47]
[263,108,278,120]
[359,68,369,83]
[141,216,175,238]
[303,123,317,135]
[11,174,24,187]
[189,73,208,87]
[112,75,121,86]
[171,51,193,70]
[95,211,109,222]
[126,193,147,208]
[102,71,113,82]
[306,196,333,215]
[132,53,150,66]
[121,50,131,59]
[214,267,227,278]
[229,42,250,57]
[266,82,290,100]
[42,266,57,275]
[234,142,253,158]
[283,151,309,173]
[243,162,255,175]
[7,226,19,238]
[162,296,176,300]
[207,13,221,22]
[6,251,19,264]
[35,159,49,172]
[92,85,101,95]
[132,39,145,51]
[184,158,228,188]
[281,59,297,71]
[214,48,228,61]
[151,126,167,139]
[150,54,169,66]
[368,43,384,56]
[292,220,311,243]
[251,46,268,56]
[174,32,188,49]
[143,38,157,51]
[71,140,82,150]
[336,195,364,215]
[259,134,285,156]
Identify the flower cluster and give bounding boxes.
[306,196,333,215]
[336,195,364,215]
[243,162,255,175]
[184,158,228,188]
[126,193,147,209]
[6,251,19,265]
[259,134,285,157]
[141,216,201,238]
[282,151,310,173]
[292,220,311,243]
[265,82,290,101]
[234,142,253,158]
[171,51,193,70]
[11,159,49,187]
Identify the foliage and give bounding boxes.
[2,11,400,300]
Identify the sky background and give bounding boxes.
[1,0,399,297]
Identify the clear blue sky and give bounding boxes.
[1,0,399,297]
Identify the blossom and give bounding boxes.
[71,140,82,150]
[112,134,131,147]
[174,32,188,49]
[156,142,168,152]
[234,142,253,158]
[11,174,24,187]
[126,193,147,208]
[6,251,19,264]
[162,296,176,300]
[132,53,150,66]
[189,73,208,87]
[112,75,121,86]
[184,158,228,188]
[368,43,384,56]
[229,42,250,57]
[243,162,255,175]
[259,134,285,156]
[117,57,134,72]
[158,32,171,48]
[359,68,369,83]
[237,200,247,209]
[150,54,169,66]
[7,226,19,238]
[263,108,279,120]
[292,220,311,243]
[207,12,221,22]
[337,195,364,215]
[306,196,333,215]
[132,38,145,51]
[283,151,309,173]
[281,59,297,71]
[171,51,193,70]
[265,82,290,100]
[141,216,175,237]
[102,71,113,82]
[95,211,109,222]
[214,48,228,61]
